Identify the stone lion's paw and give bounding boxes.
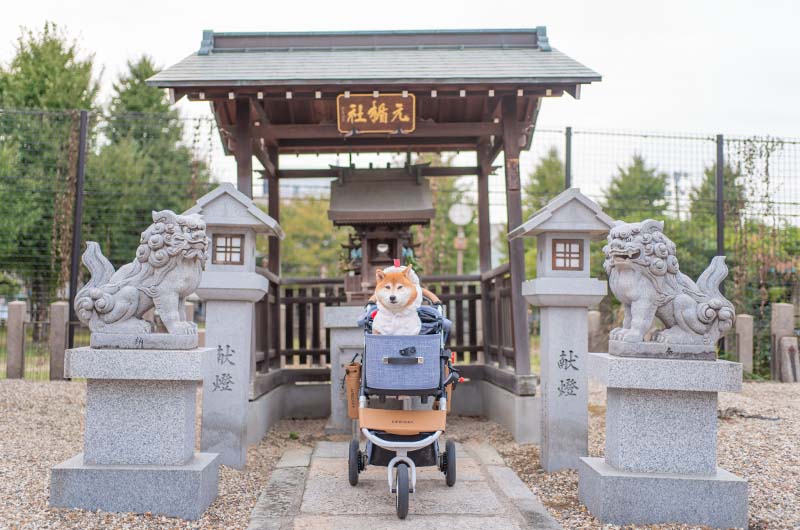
[610,327,626,340]
[622,332,643,343]
[169,321,198,335]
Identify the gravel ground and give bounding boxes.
[0,379,797,529]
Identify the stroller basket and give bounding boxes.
[364,333,443,394]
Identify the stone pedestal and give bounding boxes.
[579,353,747,528]
[49,347,219,520]
[200,297,260,469]
[523,277,607,472]
[323,305,365,434]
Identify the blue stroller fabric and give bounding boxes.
[357,303,451,341]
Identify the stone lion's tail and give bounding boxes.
[695,256,735,335]
[74,242,116,323]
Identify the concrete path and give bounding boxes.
[248,440,561,530]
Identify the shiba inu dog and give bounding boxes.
[372,265,440,335]
[373,266,421,335]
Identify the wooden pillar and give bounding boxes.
[267,146,280,276]
[235,98,253,197]
[502,96,531,375]
[267,146,281,369]
[477,141,492,364]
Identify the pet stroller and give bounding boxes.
[347,298,461,519]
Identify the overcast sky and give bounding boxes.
[3,0,798,136]
[2,0,799,228]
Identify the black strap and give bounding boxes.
[384,356,423,365]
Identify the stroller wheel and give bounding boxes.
[395,463,409,519]
[445,439,457,487]
[348,439,360,486]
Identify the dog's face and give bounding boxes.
[375,267,417,312]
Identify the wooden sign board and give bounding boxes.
[336,93,416,134]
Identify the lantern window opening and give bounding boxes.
[552,238,583,271]
[213,234,245,265]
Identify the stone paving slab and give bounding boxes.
[276,447,313,469]
[291,514,525,530]
[311,441,349,458]
[249,440,560,529]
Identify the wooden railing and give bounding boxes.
[481,263,517,370]
[281,278,346,366]
[254,268,514,372]
[419,274,482,364]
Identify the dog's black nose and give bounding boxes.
[389,295,397,302]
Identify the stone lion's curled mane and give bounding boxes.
[603,219,705,303]
[116,211,208,294]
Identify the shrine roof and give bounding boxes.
[148,27,600,88]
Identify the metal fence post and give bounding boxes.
[716,134,724,258]
[67,110,89,348]
[565,126,573,189]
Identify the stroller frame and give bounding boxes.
[350,302,459,519]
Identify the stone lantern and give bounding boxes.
[185,183,283,469]
[509,188,615,472]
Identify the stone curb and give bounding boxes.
[247,466,308,530]
[466,442,504,466]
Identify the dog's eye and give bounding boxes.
[397,285,403,289]
[385,285,390,289]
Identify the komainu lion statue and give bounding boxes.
[603,219,735,350]
[74,210,209,335]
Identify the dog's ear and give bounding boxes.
[375,268,385,282]
[403,265,413,277]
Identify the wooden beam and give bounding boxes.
[234,98,253,197]
[252,138,277,179]
[277,136,478,152]
[257,121,501,140]
[276,166,481,179]
[249,98,277,146]
[501,95,530,375]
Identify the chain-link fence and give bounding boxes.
[525,128,800,375]
[1,107,798,378]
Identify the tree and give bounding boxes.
[106,56,179,144]
[523,147,565,218]
[256,196,350,277]
[0,22,98,110]
[82,56,210,268]
[602,155,668,221]
[0,23,99,326]
[414,155,479,275]
[521,147,566,276]
[688,164,745,223]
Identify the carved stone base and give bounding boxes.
[609,340,715,361]
[90,333,198,350]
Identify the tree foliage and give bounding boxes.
[256,197,350,277]
[414,155,479,275]
[521,147,566,276]
[0,23,99,320]
[0,22,98,110]
[523,147,565,218]
[82,55,210,268]
[602,155,668,221]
